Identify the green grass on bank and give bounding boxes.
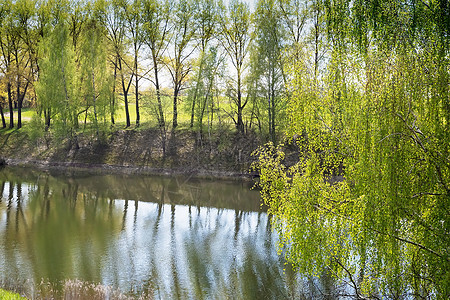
[1,101,241,136]
[0,288,27,300]
[1,94,251,133]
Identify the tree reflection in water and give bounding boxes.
[0,167,344,299]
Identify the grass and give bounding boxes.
[1,96,240,135]
[0,288,27,299]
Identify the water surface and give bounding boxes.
[0,167,337,299]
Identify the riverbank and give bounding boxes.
[0,126,276,180]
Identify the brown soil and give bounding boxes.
[0,127,264,179]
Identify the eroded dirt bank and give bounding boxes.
[0,128,269,179]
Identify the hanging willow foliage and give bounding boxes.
[253,0,449,298]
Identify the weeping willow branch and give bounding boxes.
[313,201,449,262]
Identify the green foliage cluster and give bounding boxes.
[0,288,26,300]
[254,0,449,298]
[0,0,294,143]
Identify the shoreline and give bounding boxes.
[3,157,257,181]
[0,128,264,181]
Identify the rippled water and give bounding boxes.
[0,167,339,299]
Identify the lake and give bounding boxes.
[0,166,340,299]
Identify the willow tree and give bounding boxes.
[254,0,449,298]
[36,21,77,137]
[79,9,113,137]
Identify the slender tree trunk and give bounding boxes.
[267,94,272,140]
[237,71,244,133]
[153,56,165,129]
[124,94,130,127]
[111,60,117,125]
[45,108,51,130]
[7,82,13,129]
[270,79,276,144]
[190,57,205,128]
[134,45,140,127]
[199,77,214,138]
[267,72,273,142]
[123,82,130,128]
[119,58,131,128]
[199,95,206,137]
[16,77,21,129]
[190,91,196,128]
[153,53,166,155]
[17,96,23,129]
[173,86,179,130]
[92,70,99,137]
[314,11,319,82]
[0,101,6,128]
[17,82,30,129]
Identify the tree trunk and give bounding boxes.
[17,82,29,129]
[236,71,244,133]
[199,95,206,137]
[190,57,205,128]
[134,46,140,127]
[0,101,6,128]
[153,57,165,129]
[44,108,51,130]
[17,97,22,129]
[123,86,130,128]
[119,58,131,128]
[7,82,13,129]
[92,70,99,137]
[111,59,117,125]
[153,53,166,156]
[190,93,196,128]
[173,87,179,130]
[271,88,276,144]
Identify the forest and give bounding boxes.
[0,0,292,145]
[1,0,449,299]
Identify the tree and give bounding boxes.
[12,0,37,129]
[167,0,196,130]
[254,0,450,298]
[0,75,7,128]
[142,0,172,153]
[121,0,145,127]
[99,0,133,127]
[188,45,225,136]
[79,5,112,137]
[99,0,125,125]
[219,0,252,134]
[278,0,308,56]
[36,21,77,137]
[188,0,219,129]
[0,0,16,129]
[251,0,286,143]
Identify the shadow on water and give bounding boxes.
[0,166,345,299]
